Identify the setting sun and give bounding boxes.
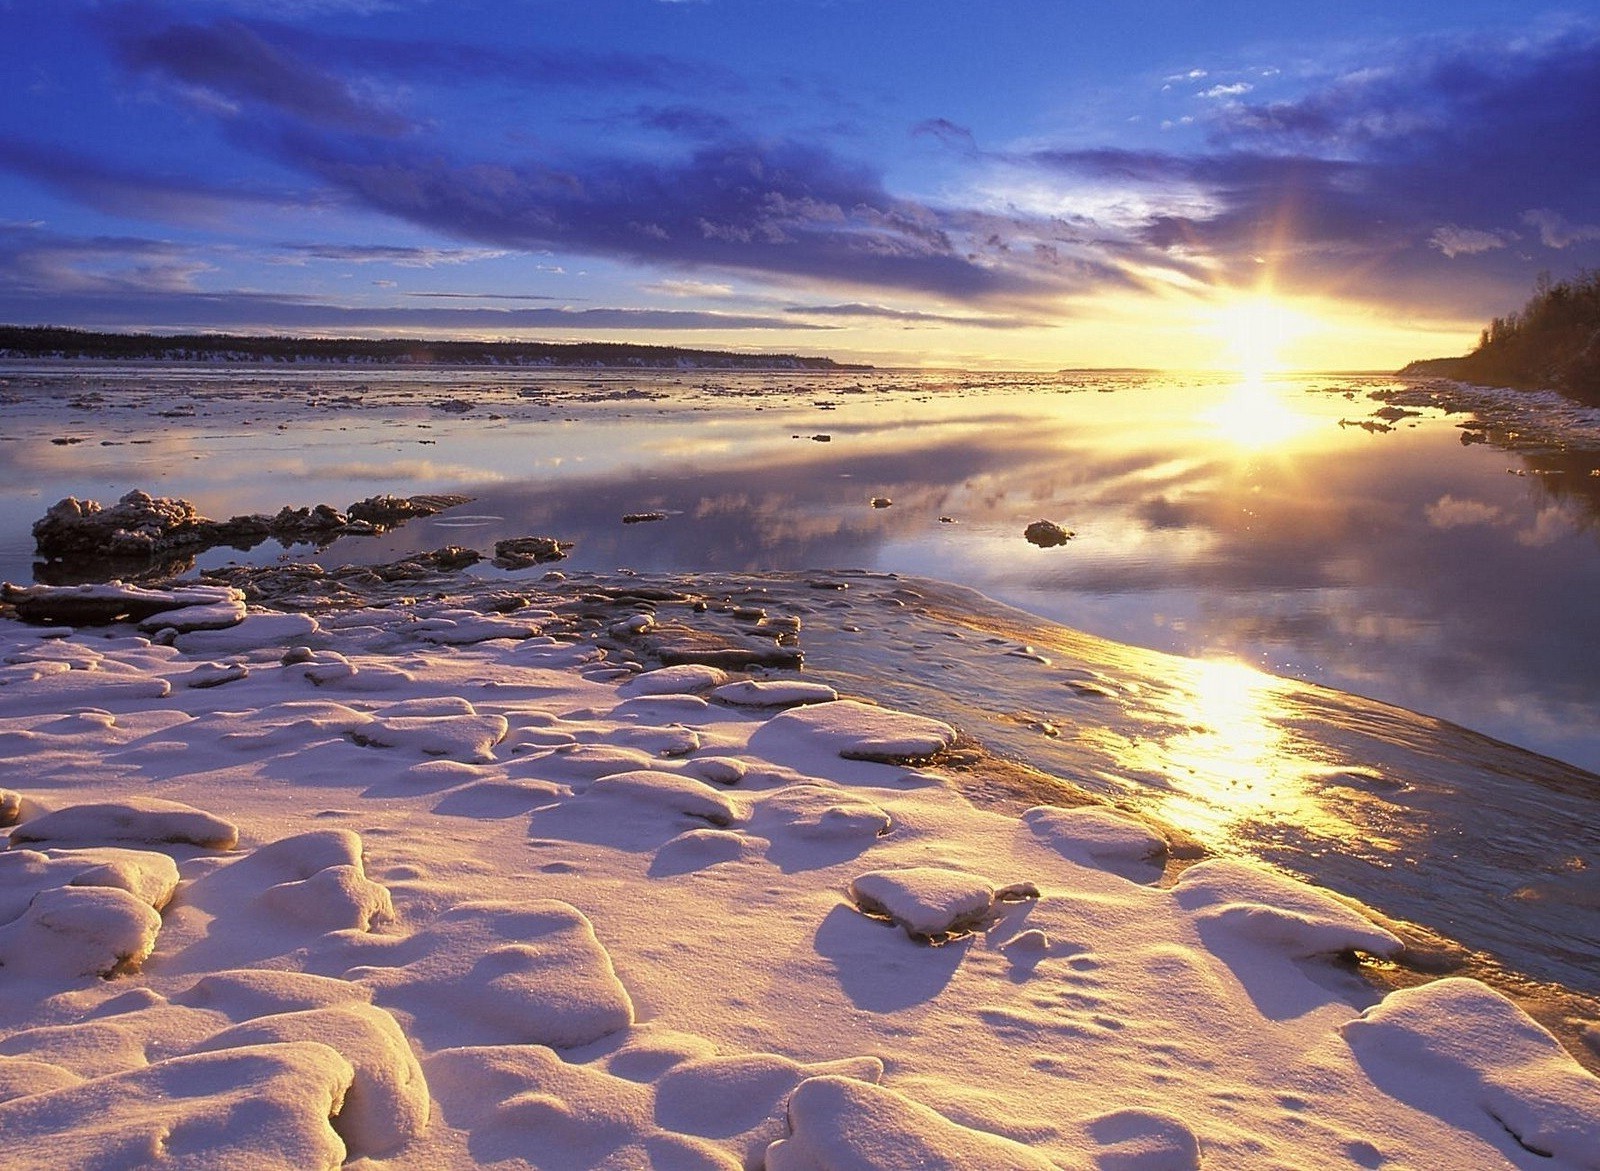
[1210,295,1319,379]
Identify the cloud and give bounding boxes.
[405,292,568,302]
[1428,226,1512,258]
[0,136,319,225]
[785,303,1038,328]
[112,16,413,135]
[272,243,508,266]
[911,118,979,153]
[1424,495,1503,529]
[1521,208,1600,249]
[270,130,1052,302]
[0,285,831,333]
[0,223,214,295]
[1014,29,1600,314]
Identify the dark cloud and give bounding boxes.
[0,224,210,296]
[405,292,569,303]
[0,286,830,333]
[629,105,739,141]
[271,131,1052,302]
[911,118,978,153]
[112,17,413,135]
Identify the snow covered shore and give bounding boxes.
[1,573,1598,1168]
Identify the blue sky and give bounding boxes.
[4,1,1599,368]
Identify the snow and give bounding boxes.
[0,577,1596,1168]
[712,679,839,707]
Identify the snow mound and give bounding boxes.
[687,756,748,786]
[765,699,957,762]
[0,885,162,977]
[1174,858,1402,959]
[11,797,238,850]
[766,1074,1060,1170]
[193,1004,428,1157]
[712,679,839,707]
[656,1052,885,1161]
[353,900,635,1049]
[651,827,758,875]
[180,660,250,689]
[1342,978,1600,1166]
[1023,806,1168,875]
[174,611,320,654]
[411,612,543,644]
[137,597,247,633]
[427,1043,737,1169]
[850,866,1034,939]
[241,830,393,932]
[606,722,702,757]
[348,712,509,762]
[0,1057,82,1103]
[584,769,742,828]
[0,1041,353,1170]
[259,863,394,932]
[1080,1107,1202,1170]
[619,664,729,696]
[1,846,180,923]
[177,968,374,1018]
[534,743,662,780]
[762,783,892,842]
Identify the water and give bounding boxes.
[4,362,1599,771]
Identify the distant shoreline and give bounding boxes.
[0,325,872,372]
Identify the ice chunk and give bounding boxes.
[0,1042,353,1170]
[1342,978,1600,1166]
[766,1075,1059,1170]
[765,700,957,762]
[1175,858,1402,959]
[194,1004,428,1157]
[179,660,250,689]
[712,679,839,707]
[850,866,1033,939]
[10,797,238,850]
[137,598,247,633]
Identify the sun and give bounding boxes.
[1209,295,1317,380]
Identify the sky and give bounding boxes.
[3,1,1600,370]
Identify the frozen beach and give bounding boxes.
[2,365,1599,1167]
[1,567,1599,1169]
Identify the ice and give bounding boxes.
[137,598,248,633]
[0,846,179,922]
[10,797,239,850]
[582,769,742,828]
[174,611,321,655]
[1343,978,1600,1166]
[766,1075,1059,1170]
[348,711,510,762]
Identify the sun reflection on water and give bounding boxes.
[1121,656,1336,842]
[1200,380,1318,451]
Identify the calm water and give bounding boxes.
[4,363,1599,771]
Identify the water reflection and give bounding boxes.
[3,366,1600,770]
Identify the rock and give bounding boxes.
[870,497,893,508]
[492,536,571,569]
[1024,519,1073,547]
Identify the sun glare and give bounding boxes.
[1201,381,1317,450]
[1210,295,1315,381]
